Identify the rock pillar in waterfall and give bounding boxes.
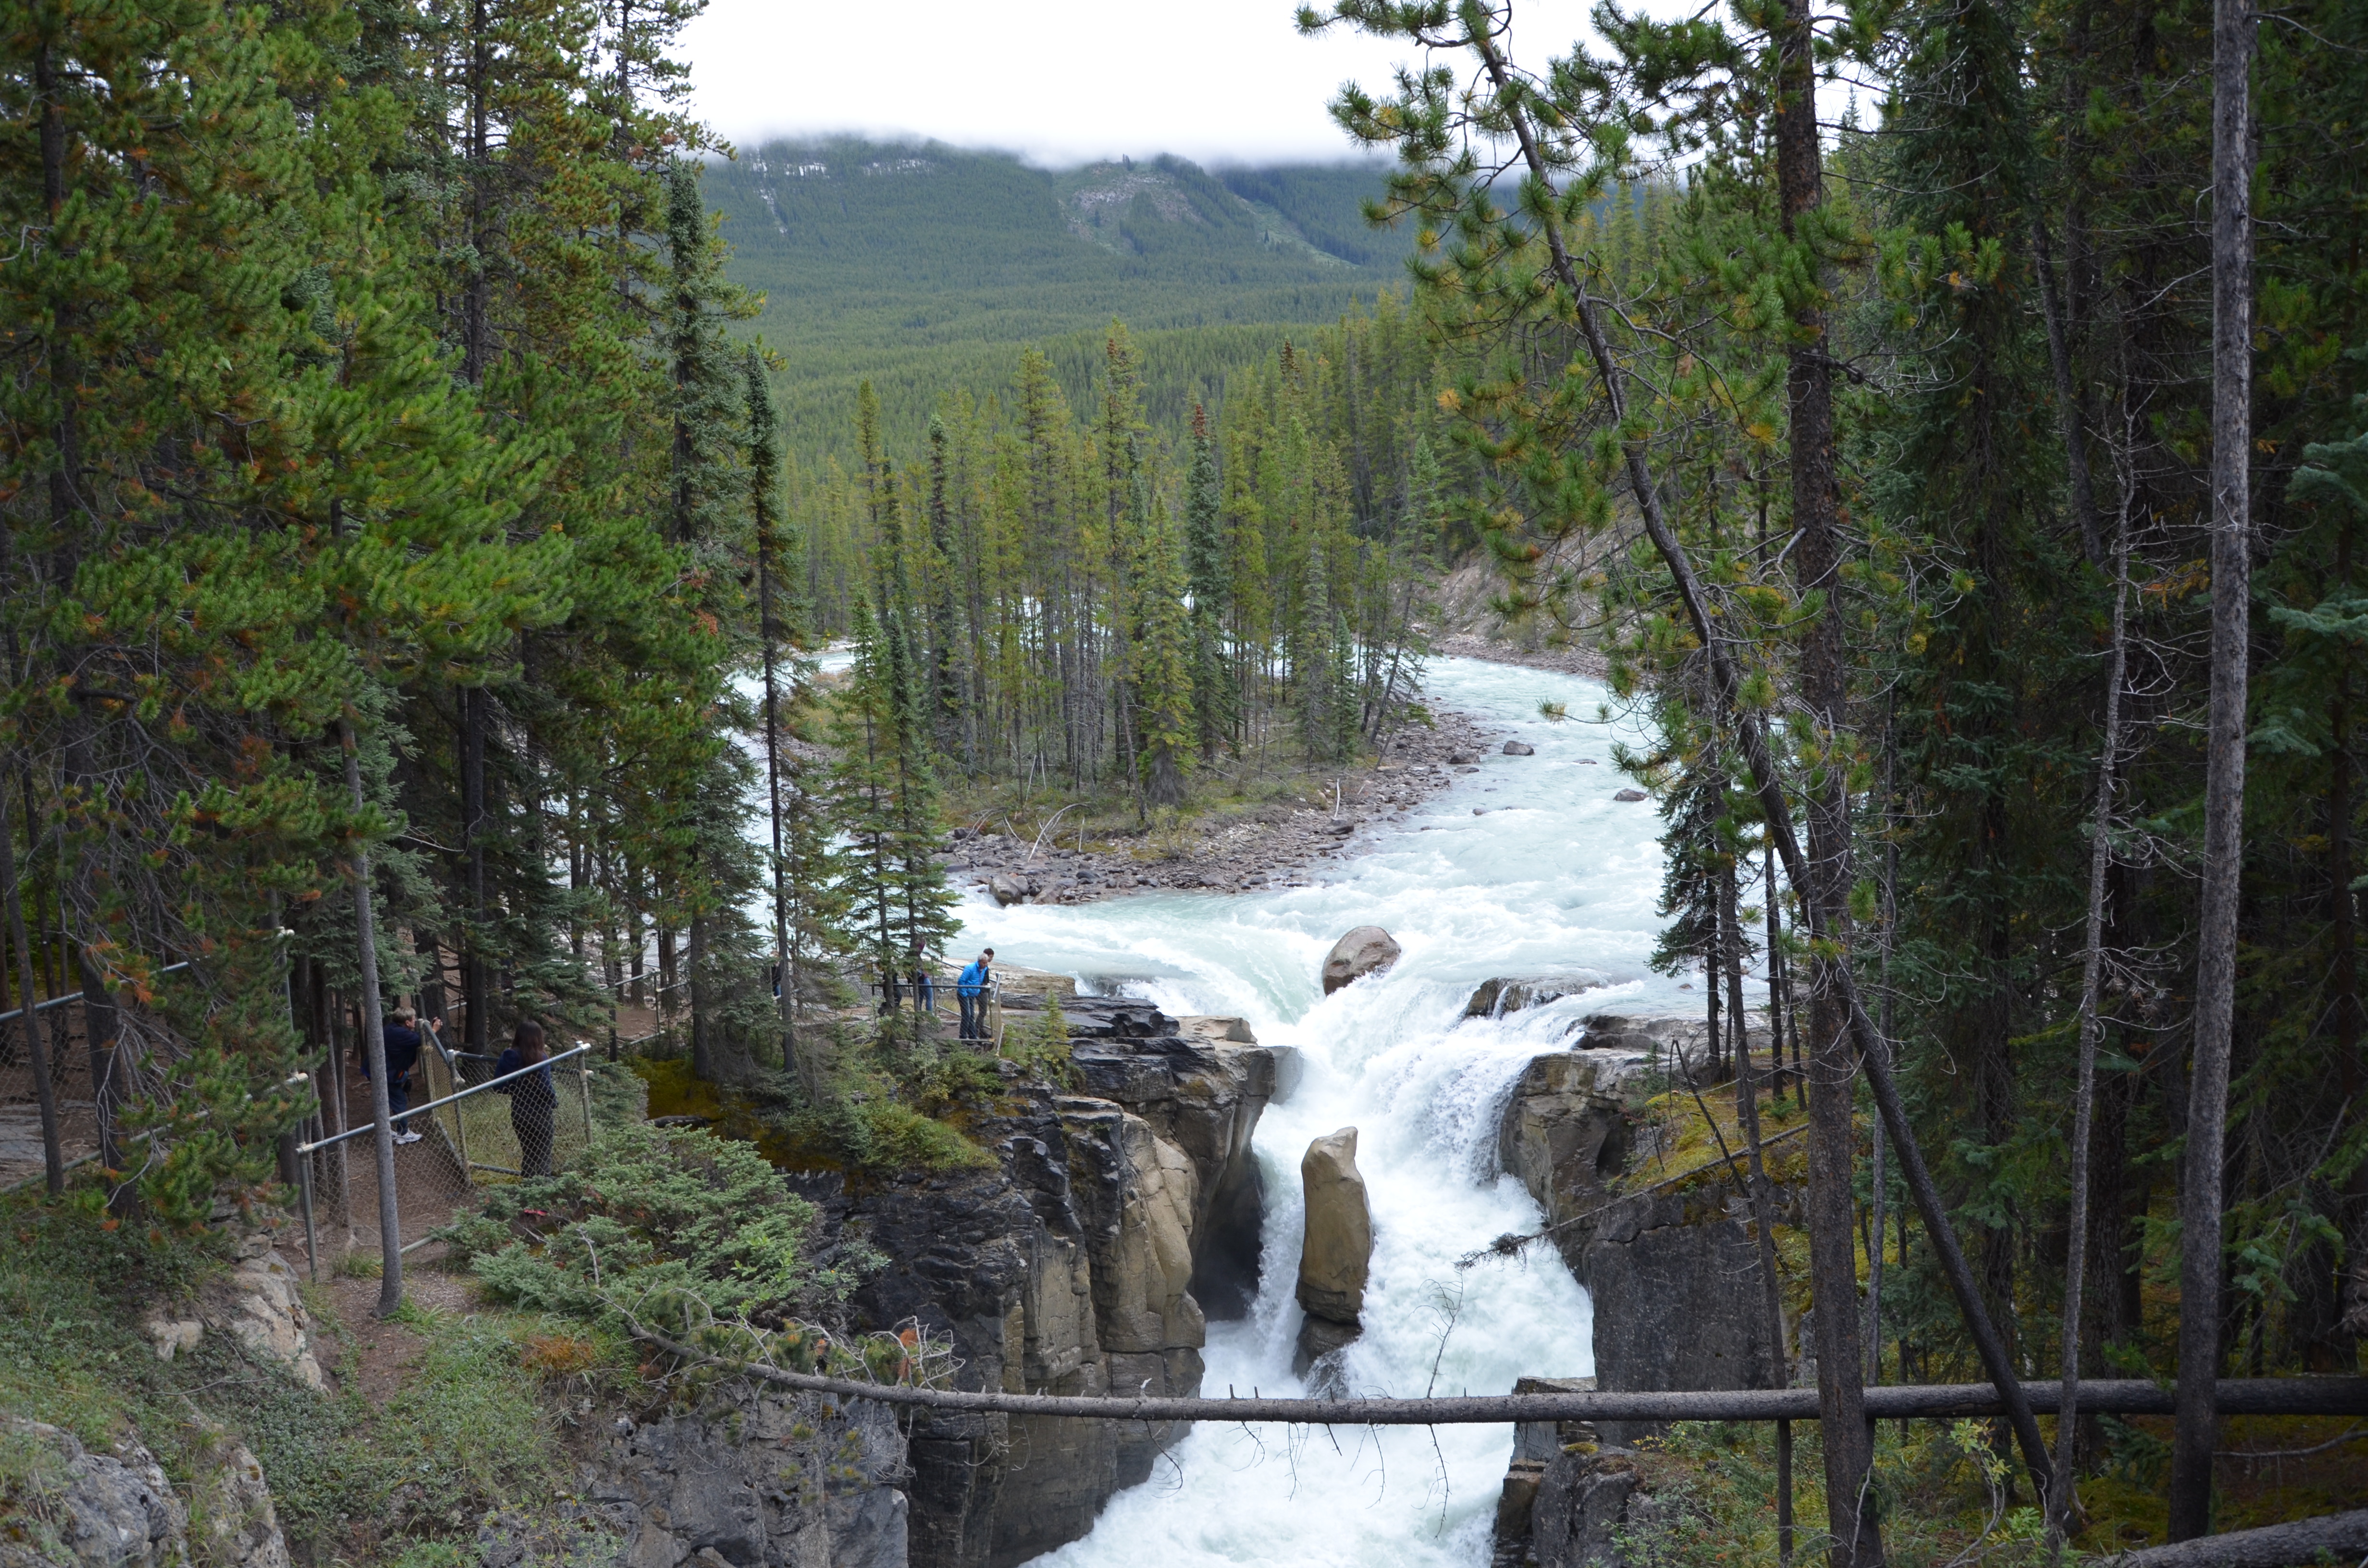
[1295,1126,1373,1374]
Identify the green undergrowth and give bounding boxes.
[0,1185,612,1563]
[632,1037,998,1178]
[1626,1417,2056,1568]
[434,1119,877,1328]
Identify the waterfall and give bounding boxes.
[948,658,1708,1568]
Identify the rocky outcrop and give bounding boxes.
[1494,1014,1783,1445]
[140,1237,325,1392]
[1529,1448,1669,1568]
[1465,977,1603,1020]
[1495,1052,1640,1264]
[575,1391,907,1568]
[1576,1189,1784,1443]
[1492,1013,1762,1257]
[1294,1127,1373,1379]
[1295,1128,1371,1323]
[1321,927,1401,994]
[1,1417,290,1568]
[796,996,1281,1568]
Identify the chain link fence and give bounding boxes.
[294,1039,598,1279]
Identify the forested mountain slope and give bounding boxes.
[703,139,1412,461]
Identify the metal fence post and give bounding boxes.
[299,1143,319,1283]
[577,1056,594,1152]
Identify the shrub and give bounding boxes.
[433,1122,823,1327]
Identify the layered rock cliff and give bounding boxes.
[798,997,1283,1568]
[1492,1012,1785,1442]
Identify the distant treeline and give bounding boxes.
[788,299,1465,801]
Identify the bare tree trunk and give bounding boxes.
[2032,215,2103,567]
[461,686,490,1054]
[340,719,404,1317]
[757,490,800,1087]
[1773,0,1878,1548]
[2052,478,2132,1546]
[1728,852,1794,1565]
[2170,0,2255,1534]
[1,783,64,1193]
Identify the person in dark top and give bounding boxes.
[910,941,935,1015]
[495,1018,557,1178]
[381,1006,429,1145]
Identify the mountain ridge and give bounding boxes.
[706,136,1414,464]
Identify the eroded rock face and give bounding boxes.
[802,999,1281,1568]
[202,1250,325,1392]
[1296,1127,1372,1325]
[1496,1053,1637,1261]
[1465,977,1602,1020]
[0,1419,188,1568]
[1494,1015,1782,1446]
[0,1416,291,1568]
[1320,927,1401,995]
[578,1392,907,1568]
[1530,1448,1669,1568]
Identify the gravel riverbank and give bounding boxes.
[942,703,1535,906]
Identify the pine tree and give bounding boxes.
[923,413,968,765]
[1134,482,1195,807]
[1184,404,1233,760]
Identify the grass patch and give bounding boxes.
[0,1182,590,1562]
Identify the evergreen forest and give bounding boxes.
[3,0,2368,1561]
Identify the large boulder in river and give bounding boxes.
[988,872,1026,906]
[1321,926,1401,994]
[1296,1127,1372,1324]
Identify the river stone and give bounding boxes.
[1504,740,1536,755]
[1613,788,1648,802]
[1292,1313,1361,1381]
[988,872,1025,906]
[1320,926,1401,994]
[1296,1127,1372,1323]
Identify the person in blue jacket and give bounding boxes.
[955,948,994,1041]
[495,1018,558,1178]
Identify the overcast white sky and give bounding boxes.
[679,0,1599,167]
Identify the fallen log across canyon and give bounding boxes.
[635,1333,2368,1426]
[2109,1509,2368,1568]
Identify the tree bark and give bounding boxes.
[1730,851,1796,1565]
[461,685,490,1055]
[2113,1511,2368,1568]
[2052,486,2132,1544]
[1,784,64,1193]
[341,720,404,1317]
[634,1329,2368,1425]
[2169,0,2255,1533]
[1772,0,1879,1550]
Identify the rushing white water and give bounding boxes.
[945,657,1709,1568]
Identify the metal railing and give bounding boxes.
[860,968,1005,1046]
[295,1043,596,1279]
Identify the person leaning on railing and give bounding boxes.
[495,1018,558,1178]
[956,947,994,1041]
[377,1005,437,1145]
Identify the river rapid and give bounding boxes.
[944,658,1710,1568]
